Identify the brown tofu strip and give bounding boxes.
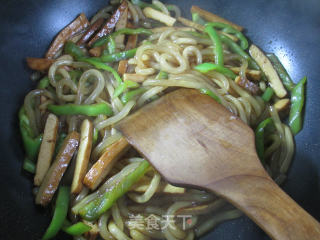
[34,114,59,186]
[191,6,243,31]
[228,67,262,81]
[88,1,128,46]
[89,46,104,57]
[114,7,128,46]
[118,60,128,75]
[35,131,80,206]
[26,57,54,71]
[83,137,130,190]
[45,13,89,59]
[71,120,93,194]
[77,18,105,46]
[125,34,138,50]
[235,76,260,95]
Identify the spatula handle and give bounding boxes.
[207,174,320,240]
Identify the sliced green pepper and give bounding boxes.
[64,41,85,60]
[206,22,248,50]
[23,158,36,174]
[267,53,295,92]
[262,87,274,102]
[101,48,137,63]
[62,222,91,236]
[156,70,168,80]
[121,88,146,104]
[194,63,237,79]
[93,127,99,146]
[289,76,307,135]
[79,58,122,85]
[113,80,140,99]
[19,107,42,160]
[48,103,113,117]
[199,88,221,103]
[192,13,207,25]
[219,34,260,70]
[37,76,50,89]
[255,118,274,163]
[42,186,70,240]
[79,160,150,221]
[204,24,224,66]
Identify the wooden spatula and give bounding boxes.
[116,88,320,240]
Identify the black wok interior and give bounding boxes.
[0,0,319,239]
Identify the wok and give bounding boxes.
[0,0,319,239]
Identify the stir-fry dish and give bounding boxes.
[20,0,306,239]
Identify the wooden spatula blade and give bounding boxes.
[116,89,265,187]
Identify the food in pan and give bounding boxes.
[20,0,306,239]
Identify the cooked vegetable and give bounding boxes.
[42,186,70,240]
[191,5,243,31]
[64,41,85,60]
[23,158,36,174]
[26,58,54,71]
[19,107,43,161]
[255,118,274,162]
[267,53,295,92]
[289,76,307,135]
[204,24,224,66]
[100,48,137,63]
[83,137,129,190]
[80,160,150,220]
[143,7,176,26]
[48,103,113,117]
[194,63,237,79]
[34,114,59,186]
[62,222,92,236]
[36,132,79,206]
[262,87,274,102]
[199,88,221,103]
[113,80,140,98]
[88,1,128,46]
[249,44,287,98]
[121,88,147,104]
[71,120,93,194]
[46,13,89,58]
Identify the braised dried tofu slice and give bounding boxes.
[143,7,176,26]
[36,131,79,206]
[71,119,93,194]
[249,44,287,98]
[26,58,54,71]
[77,18,105,46]
[235,76,260,95]
[45,13,89,59]
[83,137,130,190]
[274,98,290,113]
[34,114,59,186]
[88,1,128,46]
[228,67,262,81]
[114,7,128,46]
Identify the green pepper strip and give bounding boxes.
[42,186,70,240]
[93,127,99,146]
[255,118,274,163]
[156,70,168,80]
[267,53,295,92]
[80,160,150,221]
[192,13,207,25]
[93,28,153,47]
[121,88,147,104]
[79,58,122,85]
[113,80,140,99]
[48,103,113,117]
[37,76,50,89]
[62,222,91,236]
[289,76,307,135]
[206,22,249,50]
[23,158,36,174]
[19,107,43,160]
[261,87,274,102]
[204,24,224,66]
[194,63,237,80]
[219,34,260,70]
[101,48,137,63]
[199,88,221,104]
[64,41,85,60]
